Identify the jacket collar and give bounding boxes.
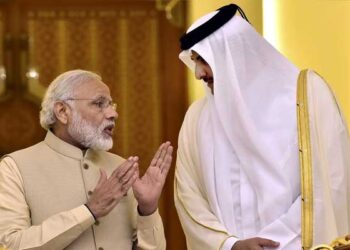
[44,130,87,160]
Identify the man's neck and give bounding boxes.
[50,127,87,151]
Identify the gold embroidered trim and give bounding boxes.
[311,235,350,250]
[297,69,314,249]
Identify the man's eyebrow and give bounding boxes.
[92,95,104,100]
[92,95,110,101]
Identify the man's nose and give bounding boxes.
[105,106,118,120]
[195,64,206,80]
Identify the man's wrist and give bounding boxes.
[137,205,157,216]
[84,204,97,221]
[222,236,239,250]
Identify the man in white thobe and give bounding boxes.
[174,4,350,250]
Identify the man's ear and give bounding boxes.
[53,101,70,125]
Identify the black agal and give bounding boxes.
[180,4,249,50]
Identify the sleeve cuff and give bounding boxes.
[221,236,239,250]
[71,205,95,231]
[84,204,96,221]
[137,208,162,230]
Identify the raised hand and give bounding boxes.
[86,157,139,219]
[232,237,279,250]
[132,142,173,216]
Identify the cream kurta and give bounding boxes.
[0,131,166,250]
[175,70,350,249]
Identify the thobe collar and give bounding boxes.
[44,130,95,160]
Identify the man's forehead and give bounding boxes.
[74,79,111,98]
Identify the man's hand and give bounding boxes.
[86,157,139,219]
[232,237,280,250]
[132,142,173,216]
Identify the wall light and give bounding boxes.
[26,68,39,79]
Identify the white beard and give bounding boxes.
[68,110,114,151]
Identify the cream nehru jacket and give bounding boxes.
[1,131,165,250]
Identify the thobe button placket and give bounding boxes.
[88,190,93,195]
[94,220,100,226]
[98,247,104,250]
[83,163,89,170]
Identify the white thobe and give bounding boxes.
[175,70,350,250]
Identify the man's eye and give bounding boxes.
[199,58,208,65]
[93,100,105,108]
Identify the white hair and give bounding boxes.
[40,69,102,130]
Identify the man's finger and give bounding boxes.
[258,238,279,248]
[120,173,138,194]
[135,164,140,179]
[150,143,164,166]
[118,162,138,185]
[110,157,132,178]
[160,146,173,175]
[111,156,137,179]
[156,142,171,168]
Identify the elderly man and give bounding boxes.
[0,70,173,250]
[175,4,350,250]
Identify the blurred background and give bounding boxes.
[0,0,349,249]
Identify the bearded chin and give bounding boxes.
[90,136,113,151]
[68,111,114,151]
